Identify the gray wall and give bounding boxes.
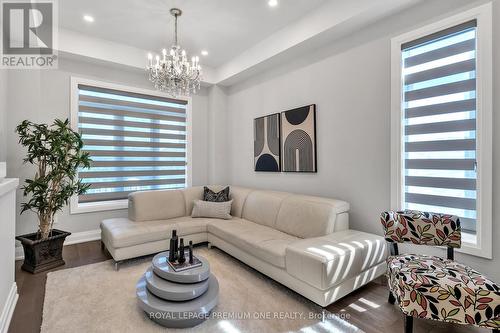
[224,0,500,281]
[5,56,210,236]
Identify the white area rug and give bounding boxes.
[42,246,361,333]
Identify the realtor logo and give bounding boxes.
[1,0,58,68]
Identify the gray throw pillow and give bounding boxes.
[191,200,233,220]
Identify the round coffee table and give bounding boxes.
[136,251,219,328]
[151,251,210,283]
[145,266,209,301]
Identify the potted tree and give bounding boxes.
[15,119,91,273]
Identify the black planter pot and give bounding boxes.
[16,229,71,274]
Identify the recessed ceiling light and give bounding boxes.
[83,15,94,23]
[268,0,278,7]
[201,50,209,56]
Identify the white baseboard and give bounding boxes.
[64,229,101,246]
[15,229,101,260]
[0,283,18,333]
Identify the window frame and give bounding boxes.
[69,76,193,214]
[390,3,492,259]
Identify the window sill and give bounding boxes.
[70,199,128,214]
[456,231,492,259]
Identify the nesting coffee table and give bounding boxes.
[136,251,219,328]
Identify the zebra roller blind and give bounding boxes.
[77,84,188,204]
[402,20,477,233]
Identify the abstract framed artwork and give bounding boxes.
[254,113,281,172]
[281,104,317,172]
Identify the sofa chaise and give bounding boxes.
[101,185,388,307]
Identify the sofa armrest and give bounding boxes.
[285,230,388,290]
[128,189,186,222]
[333,212,349,232]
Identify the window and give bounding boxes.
[70,78,191,213]
[403,21,478,233]
[391,4,492,258]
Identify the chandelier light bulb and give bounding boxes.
[162,49,167,56]
[147,53,152,60]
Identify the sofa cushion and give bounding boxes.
[204,186,230,202]
[208,219,298,268]
[183,185,239,216]
[242,190,290,228]
[182,186,204,215]
[128,189,185,222]
[387,254,500,328]
[192,200,233,219]
[275,195,350,238]
[168,216,231,236]
[101,218,178,248]
[228,186,252,218]
[285,230,388,290]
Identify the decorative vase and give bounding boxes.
[168,230,177,262]
[178,238,185,264]
[189,240,193,264]
[15,229,71,274]
[171,230,178,260]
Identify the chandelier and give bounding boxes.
[146,8,202,96]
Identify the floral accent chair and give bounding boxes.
[381,210,500,333]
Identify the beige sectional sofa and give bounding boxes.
[101,185,388,307]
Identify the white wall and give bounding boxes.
[5,56,209,237]
[227,34,391,244]
[207,85,229,184]
[224,0,500,281]
[0,180,17,333]
[0,70,7,162]
[191,87,210,186]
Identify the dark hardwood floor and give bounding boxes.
[9,241,111,333]
[8,240,491,333]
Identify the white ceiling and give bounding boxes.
[59,0,328,68]
[57,0,432,85]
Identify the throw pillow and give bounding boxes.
[191,200,233,220]
[203,186,230,202]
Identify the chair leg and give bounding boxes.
[388,291,396,304]
[404,315,413,333]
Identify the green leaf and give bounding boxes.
[447,308,460,317]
